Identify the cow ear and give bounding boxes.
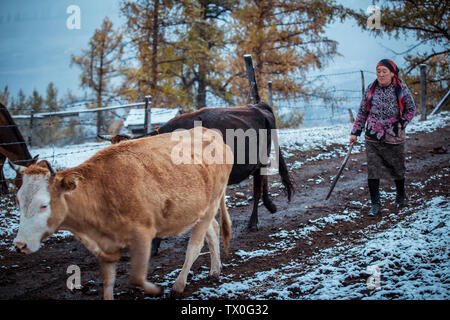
[31,155,39,164]
[60,172,81,192]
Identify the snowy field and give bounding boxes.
[1,111,449,300]
[191,188,449,300]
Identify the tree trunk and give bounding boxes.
[197,63,207,109]
[150,0,159,106]
[97,50,104,135]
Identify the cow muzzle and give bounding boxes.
[15,242,31,254]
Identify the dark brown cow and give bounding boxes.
[0,103,37,194]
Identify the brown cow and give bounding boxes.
[13,127,233,299]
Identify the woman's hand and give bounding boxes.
[350,135,358,144]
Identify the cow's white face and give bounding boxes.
[14,173,52,254]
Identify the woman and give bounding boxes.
[350,59,416,216]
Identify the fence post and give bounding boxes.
[28,111,34,147]
[244,54,260,104]
[430,89,450,116]
[268,81,273,108]
[96,109,103,137]
[348,109,355,123]
[360,70,365,97]
[144,95,152,135]
[420,64,427,121]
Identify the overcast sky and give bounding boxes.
[0,0,420,104]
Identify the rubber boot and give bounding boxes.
[368,179,381,217]
[394,179,406,209]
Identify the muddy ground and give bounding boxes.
[0,126,448,300]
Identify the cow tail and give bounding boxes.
[220,190,232,257]
[278,146,294,202]
[264,111,295,202]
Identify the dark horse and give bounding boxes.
[0,103,37,194]
[105,102,294,255]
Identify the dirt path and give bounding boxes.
[0,126,448,300]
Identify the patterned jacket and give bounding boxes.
[351,80,416,141]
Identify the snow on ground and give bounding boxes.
[190,170,449,300]
[0,197,20,248]
[140,186,448,300]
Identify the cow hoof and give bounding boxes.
[208,271,220,281]
[148,287,163,298]
[208,276,220,285]
[142,282,162,296]
[169,289,184,300]
[266,202,277,214]
[247,224,258,232]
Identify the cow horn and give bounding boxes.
[8,159,27,174]
[46,161,56,177]
[97,134,112,141]
[36,160,56,177]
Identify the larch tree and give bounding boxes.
[27,89,44,114]
[120,0,182,106]
[7,89,27,115]
[71,17,123,134]
[41,82,61,145]
[171,0,237,109]
[120,0,238,110]
[45,82,59,113]
[223,0,344,106]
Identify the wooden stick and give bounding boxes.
[325,143,354,200]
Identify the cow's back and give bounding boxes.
[157,104,276,184]
[159,104,275,134]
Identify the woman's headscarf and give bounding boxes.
[366,59,405,116]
